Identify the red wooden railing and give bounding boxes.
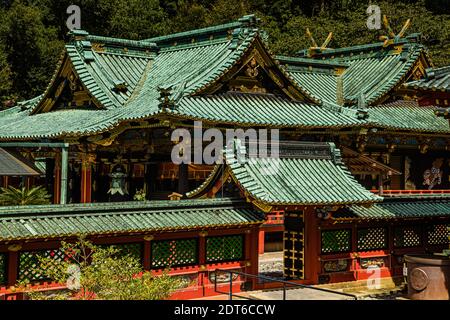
[0,282,66,300]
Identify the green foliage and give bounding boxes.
[0,46,12,103]
[0,0,448,105]
[19,237,183,300]
[0,186,51,206]
[0,0,64,100]
[98,0,169,39]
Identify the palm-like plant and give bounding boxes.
[0,186,51,206]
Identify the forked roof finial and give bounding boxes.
[306,28,333,49]
[306,28,333,56]
[380,15,411,47]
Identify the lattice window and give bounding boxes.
[427,224,450,245]
[0,253,6,285]
[18,249,65,282]
[357,227,387,251]
[321,229,351,254]
[100,243,143,263]
[394,225,422,248]
[151,238,198,268]
[206,235,244,263]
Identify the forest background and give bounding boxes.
[0,0,448,104]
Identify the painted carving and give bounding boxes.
[209,270,240,283]
[360,257,385,269]
[245,57,260,78]
[423,157,444,190]
[323,259,348,273]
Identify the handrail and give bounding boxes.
[214,269,358,300]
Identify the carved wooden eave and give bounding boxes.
[85,119,168,147]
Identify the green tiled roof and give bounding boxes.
[0,15,360,141]
[0,27,255,139]
[0,17,442,140]
[189,142,381,206]
[294,38,431,105]
[33,37,157,113]
[0,92,367,140]
[175,94,365,128]
[343,199,450,219]
[368,100,450,133]
[278,55,346,104]
[0,198,264,240]
[405,66,450,92]
[22,17,262,115]
[0,148,42,176]
[0,109,125,140]
[287,72,338,104]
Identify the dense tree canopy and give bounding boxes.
[0,0,448,104]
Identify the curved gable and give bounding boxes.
[292,35,434,106]
[31,31,156,115]
[191,34,320,104]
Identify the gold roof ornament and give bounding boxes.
[169,192,183,201]
[306,28,333,57]
[379,15,411,47]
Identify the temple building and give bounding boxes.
[0,15,449,299]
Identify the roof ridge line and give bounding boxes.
[321,101,368,120]
[0,198,247,218]
[296,38,413,57]
[276,55,350,68]
[143,14,260,44]
[87,35,158,51]
[159,37,230,52]
[68,30,159,52]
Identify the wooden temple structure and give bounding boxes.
[0,14,449,299]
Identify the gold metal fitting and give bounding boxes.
[143,235,154,242]
[8,244,22,252]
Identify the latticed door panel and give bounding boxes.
[283,212,304,279]
[357,227,387,251]
[151,238,198,269]
[100,243,143,263]
[426,224,450,245]
[18,249,65,282]
[0,253,7,285]
[321,229,351,254]
[206,235,244,263]
[394,225,422,248]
